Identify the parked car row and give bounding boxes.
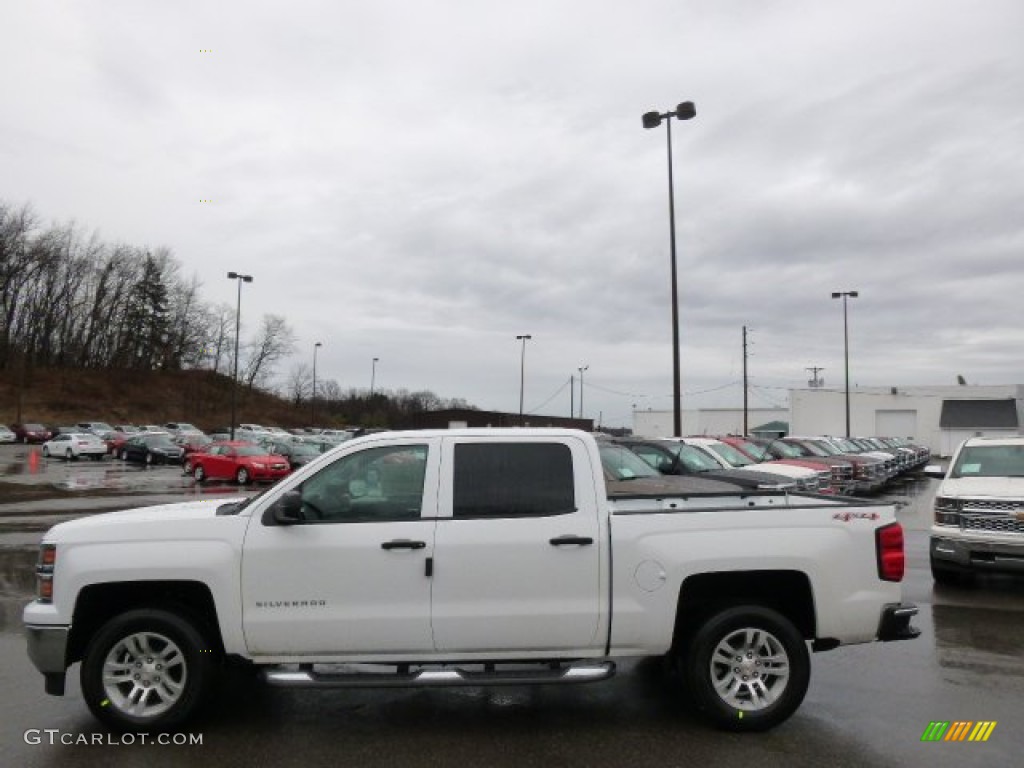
[609,434,930,495]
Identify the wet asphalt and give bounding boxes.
[0,444,1021,767]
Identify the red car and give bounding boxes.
[11,423,52,444]
[190,441,291,485]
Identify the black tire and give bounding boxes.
[236,467,250,485]
[680,605,810,732]
[120,449,128,461]
[66,448,75,461]
[183,459,193,475]
[42,445,50,458]
[145,452,154,466]
[193,465,206,482]
[80,608,220,732]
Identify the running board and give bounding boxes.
[262,661,616,689]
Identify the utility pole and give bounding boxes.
[570,375,575,419]
[578,365,589,419]
[742,326,749,436]
[806,366,825,388]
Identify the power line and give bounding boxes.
[527,377,570,415]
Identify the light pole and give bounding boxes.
[370,357,379,397]
[311,341,322,426]
[643,100,696,438]
[577,365,589,419]
[516,334,532,425]
[226,271,253,440]
[831,291,859,437]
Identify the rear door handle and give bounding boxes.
[381,539,427,550]
[549,535,593,546]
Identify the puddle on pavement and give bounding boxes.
[0,447,252,496]
[0,547,36,635]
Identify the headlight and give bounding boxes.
[933,496,960,526]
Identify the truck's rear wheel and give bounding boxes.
[80,608,219,731]
[681,605,810,732]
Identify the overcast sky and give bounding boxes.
[3,0,1023,428]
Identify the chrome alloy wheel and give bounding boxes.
[101,631,188,719]
[710,627,790,710]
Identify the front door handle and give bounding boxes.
[549,535,593,546]
[381,539,427,550]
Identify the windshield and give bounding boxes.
[729,439,768,461]
[808,440,841,456]
[827,442,860,454]
[705,441,754,467]
[599,444,660,481]
[234,445,271,457]
[772,441,806,458]
[668,443,726,471]
[950,444,1024,478]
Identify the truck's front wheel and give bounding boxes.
[681,605,810,732]
[80,609,219,731]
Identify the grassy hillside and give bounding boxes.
[0,367,332,431]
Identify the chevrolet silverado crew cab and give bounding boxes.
[25,429,918,733]
[926,436,1024,584]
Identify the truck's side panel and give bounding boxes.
[429,435,608,654]
[240,438,442,656]
[607,504,901,652]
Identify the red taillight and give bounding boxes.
[876,522,905,582]
[37,543,56,602]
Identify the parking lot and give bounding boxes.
[0,445,1021,767]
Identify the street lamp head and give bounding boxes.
[675,102,696,120]
[516,334,532,341]
[315,341,322,349]
[642,111,662,129]
[849,290,859,298]
[227,271,253,282]
[831,292,841,299]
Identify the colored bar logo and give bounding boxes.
[921,721,996,742]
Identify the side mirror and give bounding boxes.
[923,464,947,480]
[269,490,303,525]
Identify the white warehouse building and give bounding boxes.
[632,385,1023,458]
[790,384,1023,457]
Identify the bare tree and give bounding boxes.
[0,202,38,368]
[242,314,297,389]
[319,378,342,403]
[285,362,312,405]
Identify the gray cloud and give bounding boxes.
[3,0,1023,425]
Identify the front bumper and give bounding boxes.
[25,624,70,695]
[251,467,291,482]
[931,534,1024,575]
[876,603,920,642]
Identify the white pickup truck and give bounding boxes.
[24,429,918,733]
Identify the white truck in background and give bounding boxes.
[926,435,1024,583]
[25,429,918,733]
